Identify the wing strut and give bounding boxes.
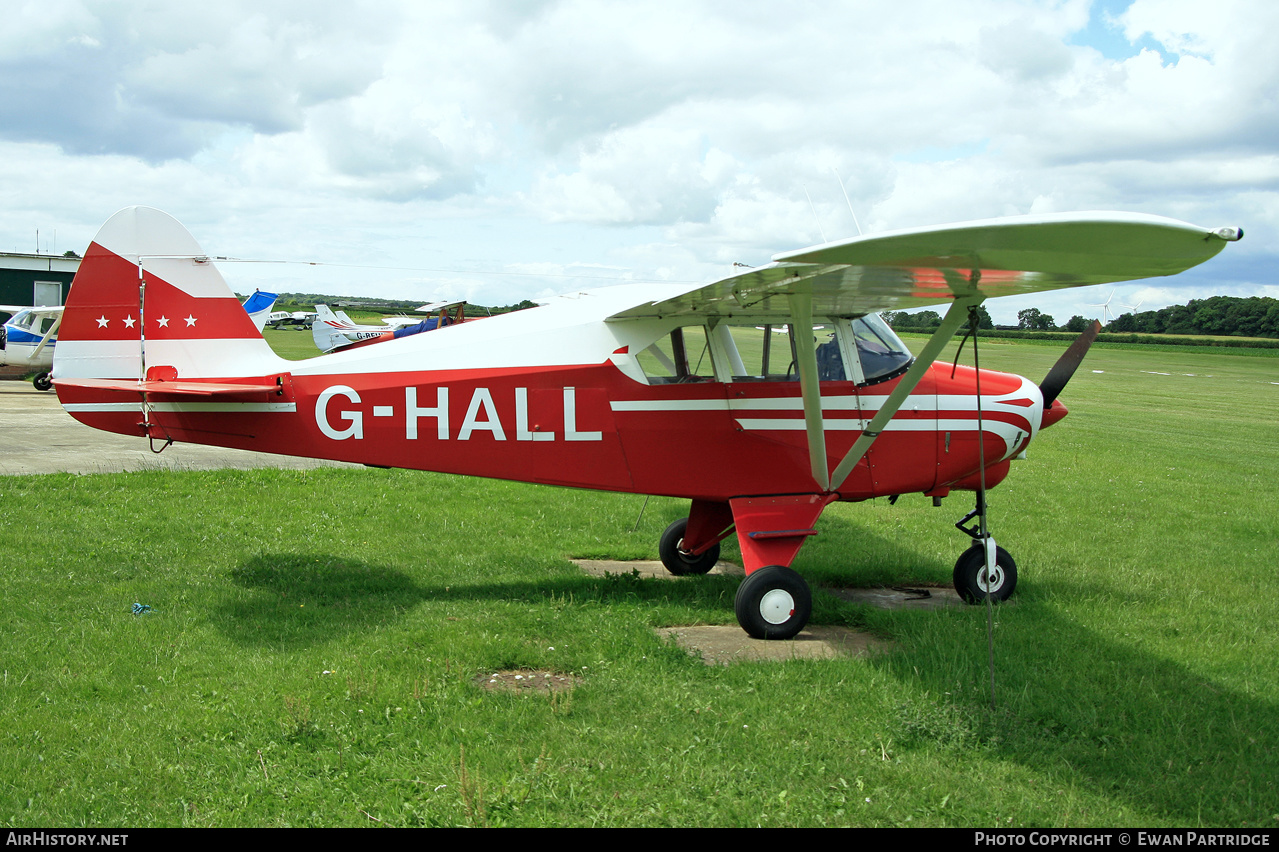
[787,289,830,491]
[31,312,63,359]
[828,295,983,493]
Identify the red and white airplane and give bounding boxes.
[52,207,1241,638]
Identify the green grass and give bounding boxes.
[1,341,1276,827]
[263,327,323,361]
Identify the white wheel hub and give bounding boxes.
[759,588,796,625]
[978,565,1004,593]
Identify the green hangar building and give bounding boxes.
[1,252,80,315]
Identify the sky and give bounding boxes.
[1,0,1276,325]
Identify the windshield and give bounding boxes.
[851,314,913,383]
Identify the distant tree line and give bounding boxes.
[881,305,992,331]
[884,296,1279,340]
[272,293,538,317]
[1106,296,1279,338]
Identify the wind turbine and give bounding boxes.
[1086,289,1118,324]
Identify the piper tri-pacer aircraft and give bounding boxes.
[53,207,1241,638]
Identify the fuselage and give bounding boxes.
[55,270,1049,503]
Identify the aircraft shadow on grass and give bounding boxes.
[214,509,932,649]
[217,509,1276,826]
[869,603,1278,825]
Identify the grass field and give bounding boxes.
[1,339,1276,827]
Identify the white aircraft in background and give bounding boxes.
[1,305,62,390]
[266,310,317,329]
[311,301,468,354]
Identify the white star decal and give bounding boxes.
[157,316,170,328]
[123,316,136,328]
[96,316,109,328]
[184,315,197,327]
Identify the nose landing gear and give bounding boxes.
[954,493,1018,603]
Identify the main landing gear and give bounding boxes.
[658,518,720,575]
[734,565,812,640]
[658,501,818,640]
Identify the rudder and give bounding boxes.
[55,207,281,382]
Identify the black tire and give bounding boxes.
[32,372,52,392]
[953,544,1018,603]
[734,565,812,640]
[658,518,720,575]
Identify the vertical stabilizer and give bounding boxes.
[55,207,283,381]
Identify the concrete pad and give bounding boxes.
[572,559,901,664]
[657,624,892,665]
[0,379,358,475]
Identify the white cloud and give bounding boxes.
[0,0,1272,322]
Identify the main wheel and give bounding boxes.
[32,372,52,392]
[658,518,720,576]
[734,566,812,640]
[953,544,1017,603]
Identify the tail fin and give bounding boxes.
[241,290,279,332]
[55,207,282,381]
[312,304,349,354]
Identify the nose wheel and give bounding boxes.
[952,544,1017,603]
[954,491,1018,604]
[734,566,812,640]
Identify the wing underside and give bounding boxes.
[607,212,1240,323]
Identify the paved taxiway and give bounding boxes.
[1,380,357,475]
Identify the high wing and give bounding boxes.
[607,212,1241,322]
[605,211,1242,492]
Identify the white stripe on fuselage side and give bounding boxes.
[610,376,1042,462]
[62,402,297,413]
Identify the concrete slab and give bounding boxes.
[572,559,913,664]
[0,379,358,475]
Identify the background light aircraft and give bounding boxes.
[3,290,276,391]
[311,301,468,354]
[52,207,1240,638]
[266,310,317,329]
[1,305,63,390]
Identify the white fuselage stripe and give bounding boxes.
[63,402,297,413]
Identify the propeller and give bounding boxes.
[1039,320,1101,408]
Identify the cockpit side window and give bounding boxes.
[721,323,848,382]
[638,325,717,383]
